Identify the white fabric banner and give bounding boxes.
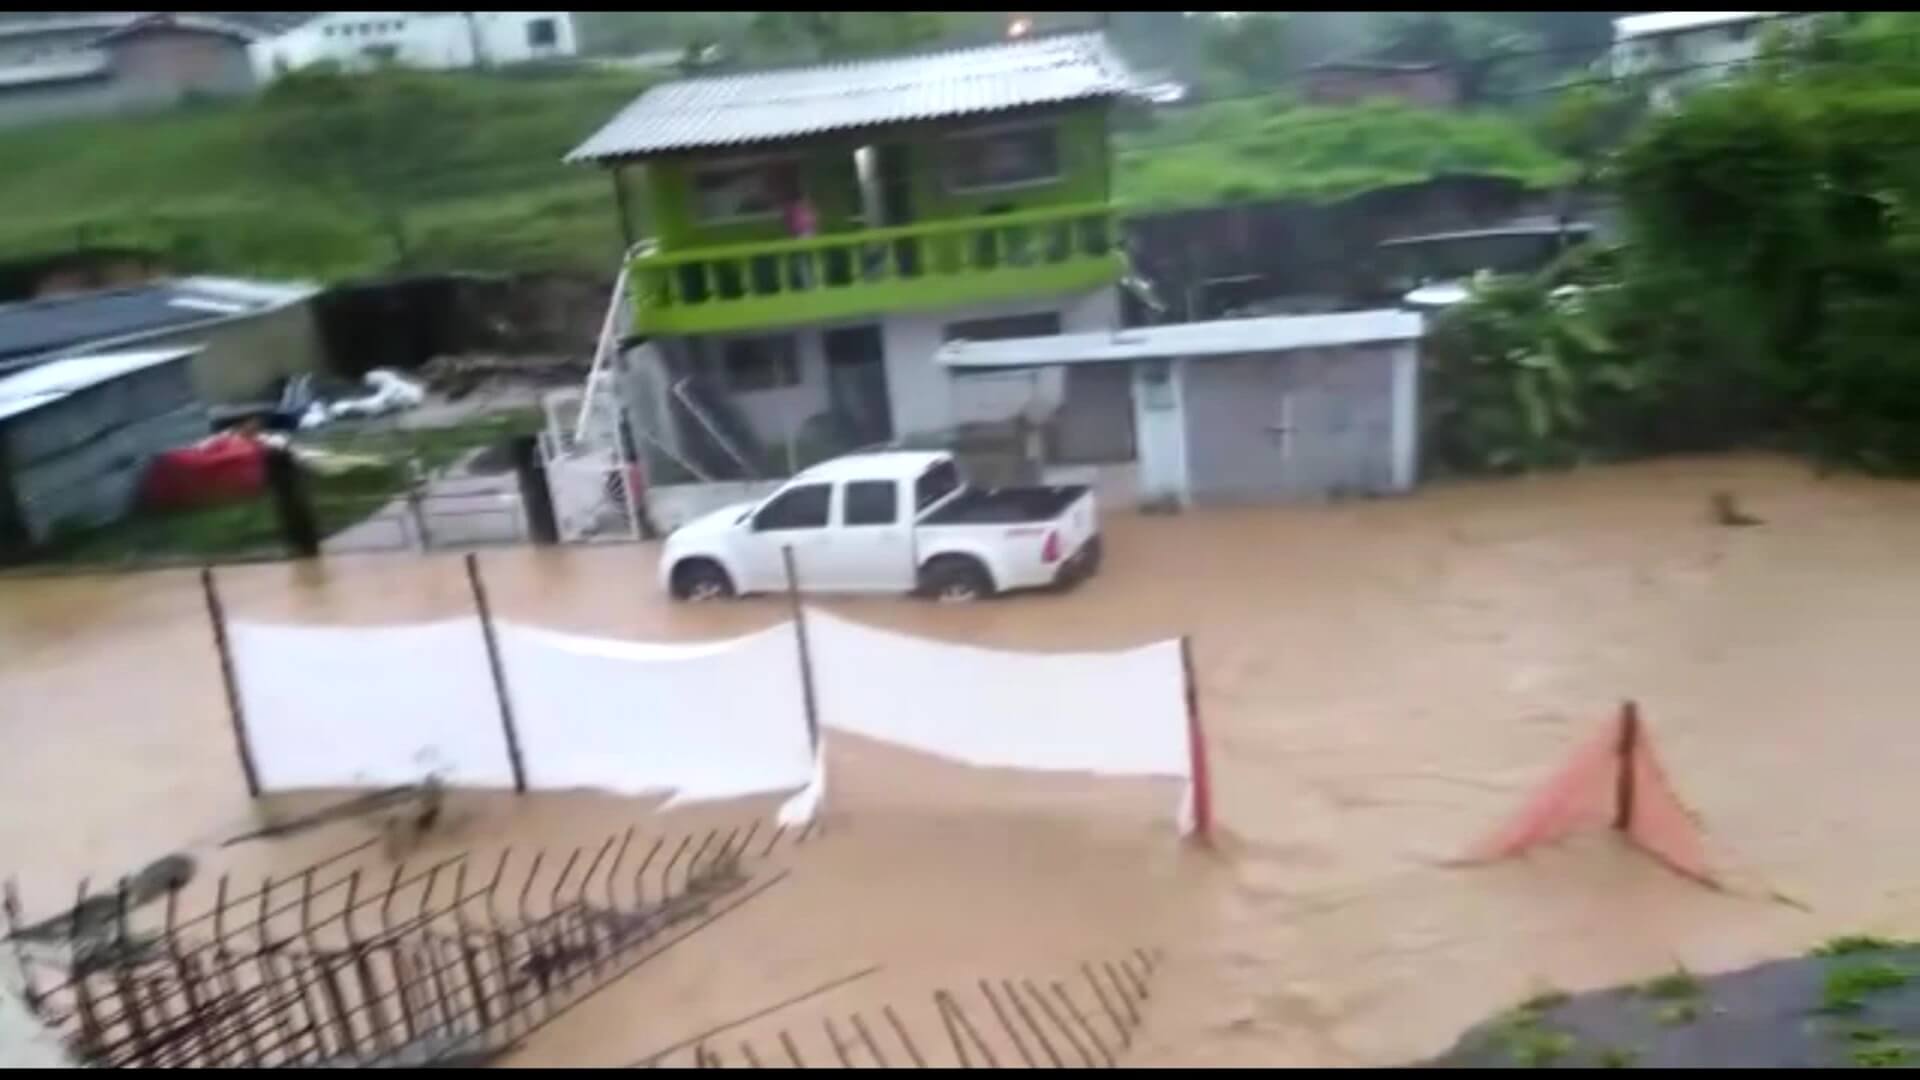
[226,610,1191,826]
[229,618,516,790]
[494,621,814,803]
[807,610,1191,780]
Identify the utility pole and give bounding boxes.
[463,11,489,70]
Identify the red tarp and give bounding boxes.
[1462,702,1716,886]
[140,432,267,511]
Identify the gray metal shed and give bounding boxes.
[937,309,1424,507]
[0,346,207,550]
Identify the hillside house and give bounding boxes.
[1609,11,1810,108]
[1302,60,1460,108]
[248,12,578,80]
[0,12,277,128]
[566,32,1143,481]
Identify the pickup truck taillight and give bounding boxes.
[1041,529,1061,564]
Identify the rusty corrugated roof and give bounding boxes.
[565,32,1139,164]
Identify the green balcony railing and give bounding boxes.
[628,203,1124,336]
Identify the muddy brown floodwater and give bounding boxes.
[9,452,1920,1066]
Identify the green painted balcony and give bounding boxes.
[627,203,1122,337]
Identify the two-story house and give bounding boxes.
[565,32,1143,481]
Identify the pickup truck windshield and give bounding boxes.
[915,460,960,514]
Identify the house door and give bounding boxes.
[823,325,893,449]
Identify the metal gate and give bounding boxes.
[1182,348,1398,503]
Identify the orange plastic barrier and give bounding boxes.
[1463,702,1715,886]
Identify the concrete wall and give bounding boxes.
[140,301,327,405]
[881,286,1120,440]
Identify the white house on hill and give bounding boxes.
[1610,12,1809,107]
[248,12,577,80]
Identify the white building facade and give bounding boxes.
[1609,12,1808,107]
[249,12,577,81]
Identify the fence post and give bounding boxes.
[263,446,320,559]
[465,553,528,793]
[511,435,560,546]
[1613,700,1640,832]
[1179,636,1214,846]
[202,566,261,799]
[782,546,820,753]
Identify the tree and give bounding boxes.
[262,67,465,268]
[745,12,951,62]
[1196,13,1290,99]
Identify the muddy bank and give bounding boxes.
[9,453,1920,1065]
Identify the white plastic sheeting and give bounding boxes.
[229,619,516,790]
[808,610,1191,779]
[226,610,1193,827]
[494,621,812,803]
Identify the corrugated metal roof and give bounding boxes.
[937,310,1425,369]
[1613,12,1779,40]
[0,278,318,366]
[0,346,197,423]
[566,32,1140,163]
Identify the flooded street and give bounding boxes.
[8,452,1920,1065]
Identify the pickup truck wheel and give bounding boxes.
[670,559,735,602]
[920,556,994,603]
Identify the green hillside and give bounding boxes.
[0,66,1570,283]
[0,66,648,282]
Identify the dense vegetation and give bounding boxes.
[1427,13,1920,477]
[0,12,1605,281]
[1116,97,1570,209]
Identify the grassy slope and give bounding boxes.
[0,74,1571,281]
[1116,97,1573,211]
[0,68,647,281]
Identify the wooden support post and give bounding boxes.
[466,553,528,793]
[783,545,821,753]
[1613,700,1640,832]
[202,567,261,798]
[1179,635,1214,845]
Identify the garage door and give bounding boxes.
[1182,349,1396,503]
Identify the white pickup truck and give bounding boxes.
[659,450,1102,602]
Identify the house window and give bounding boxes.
[842,481,898,526]
[527,17,558,48]
[943,124,1060,192]
[943,312,1062,343]
[720,335,801,392]
[692,158,801,222]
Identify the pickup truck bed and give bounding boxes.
[920,485,1089,526]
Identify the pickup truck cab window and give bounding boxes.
[753,483,830,531]
[915,461,960,514]
[843,481,898,526]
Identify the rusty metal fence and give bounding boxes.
[5,817,819,1068]
[638,947,1164,1069]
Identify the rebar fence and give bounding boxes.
[6,817,819,1067]
[638,947,1164,1069]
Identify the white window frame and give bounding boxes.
[941,119,1063,195]
[690,152,806,225]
